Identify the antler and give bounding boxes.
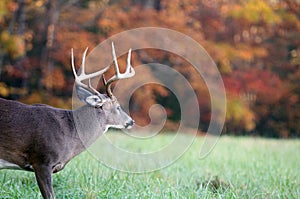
[104,42,135,98]
[71,47,111,96]
[71,43,135,98]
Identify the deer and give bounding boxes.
[0,43,135,199]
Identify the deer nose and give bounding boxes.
[130,120,135,126]
[125,120,135,128]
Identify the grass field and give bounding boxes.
[0,133,299,199]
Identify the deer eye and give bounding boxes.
[95,104,103,109]
[117,106,121,111]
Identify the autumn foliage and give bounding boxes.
[0,0,299,138]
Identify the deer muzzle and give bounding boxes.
[125,120,135,129]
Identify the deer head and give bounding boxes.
[71,42,135,130]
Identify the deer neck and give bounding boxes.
[71,105,107,149]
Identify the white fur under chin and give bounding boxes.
[104,125,124,133]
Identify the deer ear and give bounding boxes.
[76,86,106,107]
[76,86,94,102]
[85,95,103,107]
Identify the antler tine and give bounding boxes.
[111,42,120,76]
[71,47,112,96]
[80,47,88,75]
[71,48,87,89]
[105,43,135,98]
[126,48,133,74]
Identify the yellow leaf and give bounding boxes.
[0,82,9,97]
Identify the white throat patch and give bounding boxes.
[104,125,124,133]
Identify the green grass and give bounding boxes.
[0,133,299,199]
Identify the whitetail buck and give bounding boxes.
[0,43,135,199]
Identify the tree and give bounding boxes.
[0,0,299,137]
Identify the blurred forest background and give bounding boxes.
[0,0,299,138]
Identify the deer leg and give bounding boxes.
[33,165,55,199]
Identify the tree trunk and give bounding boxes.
[40,0,59,93]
